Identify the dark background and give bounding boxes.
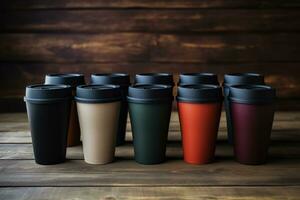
[1,0,300,112]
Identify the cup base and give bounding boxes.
[184,158,214,165]
[84,158,114,165]
[135,158,165,165]
[35,158,66,165]
[236,158,267,165]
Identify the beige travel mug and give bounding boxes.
[75,85,121,164]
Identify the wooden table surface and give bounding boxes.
[0,111,299,199]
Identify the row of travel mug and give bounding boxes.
[24,73,276,166]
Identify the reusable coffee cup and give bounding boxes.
[45,73,85,147]
[91,73,130,146]
[135,73,174,86]
[75,85,121,164]
[223,73,265,144]
[229,85,276,165]
[24,84,72,165]
[128,84,173,164]
[177,85,223,164]
[179,73,219,85]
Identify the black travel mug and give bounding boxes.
[24,84,72,165]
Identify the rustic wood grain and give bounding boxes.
[1,186,300,200]
[0,158,299,186]
[1,10,300,33]
[1,1,299,110]
[2,0,300,9]
[1,33,300,63]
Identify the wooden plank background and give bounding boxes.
[0,0,300,112]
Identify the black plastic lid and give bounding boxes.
[135,73,174,86]
[127,84,173,103]
[91,73,130,86]
[229,85,276,104]
[75,84,122,103]
[45,73,85,88]
[179,73,219,85]
[24,84,72,103]
[177,84,223,103]
[223,73,264,87]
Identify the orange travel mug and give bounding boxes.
[177,85,223,164]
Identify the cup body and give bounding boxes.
[177,84,223,164]
[178,102,221,164]
[77,101,121,164]
[223,73,265,144]
[25,84,72,165]
[26,101,71,164]
[232,103,274,164]
[128,84,173,164]
[129,102,172,164]
[75,84,122,164]
[45,74,85,146]
[229,84,276,165]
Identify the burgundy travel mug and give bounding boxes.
[229,85,276,165]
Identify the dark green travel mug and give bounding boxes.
[128,84,173,164]
[90,73,130,146]
[223,73,265,144]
